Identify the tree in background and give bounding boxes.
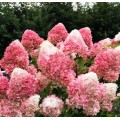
[0,2,120,59]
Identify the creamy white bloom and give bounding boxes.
[66,29,84,43]
[39,95,64,117]
[40,40,59,55]
[78,72,99,85]
[11,67,29,78]
[28,94,40,108]
[104,83,118,95]
[43,97,60,108]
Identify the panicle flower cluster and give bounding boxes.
[11,67,29,79]
[89,48,120,82]
[89,38,112,58]
[7,68,37,101]
[66,72,118,116]
[39,40,59,56]
[63,30,88,60]
[20,94,40,117]
[0,23,120,117]
[66,72,102,116]
[0,94,40,117]
[39,95,64,117]
[47,23,68,45]
[21,30,44,53]
[0,40,29,75]
[79,27,93,49]
[37,51,75,87]
[37,40,60,77]
[59,69,76,87]
[100,83,118,112]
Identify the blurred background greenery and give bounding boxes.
[0,2,120,59]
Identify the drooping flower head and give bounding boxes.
[21,30,44,53]
[0,40,29,75]
[79,27,93,49]
[39,95,64,117]
[7,68,37,101]
[63,29,88,60]
[89,48,120,82]
[47,23,68,45]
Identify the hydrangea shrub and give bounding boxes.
[0,23,120,117]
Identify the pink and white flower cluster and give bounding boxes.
[89,48,120,82]
[21,30,44,53]
[0,40,29,75]
[79,27,93,49]
[0,68,41,117]
[47,23,68,45]
[0,23,120,117]
[66,72,118,116]
[39,95,64,117]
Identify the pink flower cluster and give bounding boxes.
[0,40,29,75]
[20,94,40,117]
[47,23,68,45]
[62,30,88,60]
[7,68,37,101]
[37,50,75,87]
[21,30,44,53]
[88,38,112,58]
[66,72,101,116]
[0,99,22,117]
[79,27,93,49]
[0,68,41,117]
[100,83,118,112]
[39,95,64,117]
[89,48,120,82]
[0,23,120,117]
[66,72,118,116]
[0,94,40,117]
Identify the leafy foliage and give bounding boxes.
[1,2,120,59]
